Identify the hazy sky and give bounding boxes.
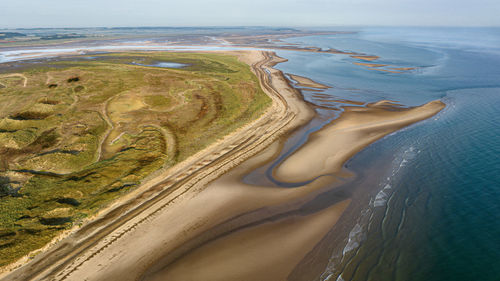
[1,0,500,28]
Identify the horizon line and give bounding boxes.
[2,24,500,30]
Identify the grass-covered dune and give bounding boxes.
[0,52,271,266]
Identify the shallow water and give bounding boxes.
[131,61,188,68]
[277,27,500,281]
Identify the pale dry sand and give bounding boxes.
[274,100,445,183]
[287,73,331,89]
[137,100,446,281]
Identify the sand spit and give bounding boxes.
[274,100,445,183]
[287,73,331,89]
[352,60,415,73]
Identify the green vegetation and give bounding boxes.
[0,52,271,266]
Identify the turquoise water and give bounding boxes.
[344,88,500,281]
[275,28,500,281]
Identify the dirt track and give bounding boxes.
[0,73,28,87]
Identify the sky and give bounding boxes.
[1,0,500,28]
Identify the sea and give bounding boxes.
[272,27,500,281]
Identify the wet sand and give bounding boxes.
[352,62,415,73]
[145,199,351,281]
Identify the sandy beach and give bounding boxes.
[2,50,445,281]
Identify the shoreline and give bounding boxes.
[136,101,445,281]
[2,49,446,281]
[1,50,314,280]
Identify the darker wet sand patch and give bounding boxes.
[142,200,351,281]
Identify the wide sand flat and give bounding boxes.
[144,200,350,281]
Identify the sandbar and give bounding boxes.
[287,73,331,89]
[274,100,445,182]
[353,62,387,68]
[350,55,380,61]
